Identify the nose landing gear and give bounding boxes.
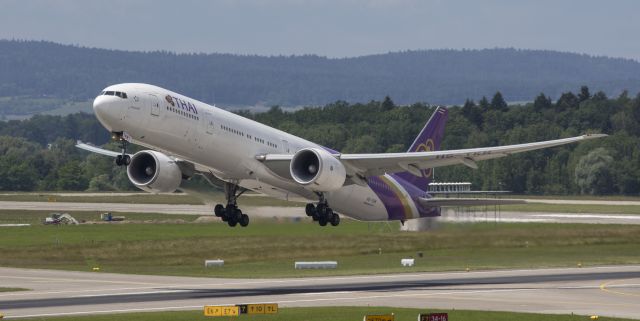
[113,132,131,167]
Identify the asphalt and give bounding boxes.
[2,201,640,225]
[1,266,639,319]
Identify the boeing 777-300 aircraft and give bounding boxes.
[78,83,606,227]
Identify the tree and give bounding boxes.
[381,96,395,111]
[343,135,379,153]
[478,96,490,109]
[575,148,614,195]
[490,91,508,111]
[461,99,482,126]
[578,85,591,102]
[592,91,608,101]
[533,93,552,110]
[556,92,579,110]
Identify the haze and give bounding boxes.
[0,0,638,60]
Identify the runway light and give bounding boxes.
[590,316,599,320]
[578,262,582,268]
[92,267,100,272]
[465,267,470,272]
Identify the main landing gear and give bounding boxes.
[214,181,250,227]
[113,132,131,167]
[305,193,340,227]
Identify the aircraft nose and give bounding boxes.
[93,95,121,131]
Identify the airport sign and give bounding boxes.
[364,314,394,321]
[419,313,448,321]
[203,305,239,317]
[236,303,278,314]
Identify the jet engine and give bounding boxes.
[127,150,182,193]
[290,148,346,191]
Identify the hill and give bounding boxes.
[1,40,640,116]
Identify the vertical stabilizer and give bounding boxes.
[395,107,448,191]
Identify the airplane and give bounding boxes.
[78,83,606,227]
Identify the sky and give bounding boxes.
[1,0,638,60]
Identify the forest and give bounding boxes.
[0,86,637,195]
[2,40,640,113]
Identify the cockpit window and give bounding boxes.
[100,91,127,99]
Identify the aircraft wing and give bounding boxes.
[337,134,606,177]
[262,133,606,179]
[418,197,526,207]
[75,141,128,157]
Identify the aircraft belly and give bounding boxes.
[327,185,388,221]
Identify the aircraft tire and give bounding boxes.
[305,203,315,216]
[214,204,225,217]
[318,216,328,226]
[239,214,249,227]
[115,155,123,166]
[227,218,238,227]
[330,213,340,226]
[123,155,131,166]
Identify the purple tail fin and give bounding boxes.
[396,107,448,191]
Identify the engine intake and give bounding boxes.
[127,150,182,193]
[290,148,346,191]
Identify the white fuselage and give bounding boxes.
[93,83,389,221]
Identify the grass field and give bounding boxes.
[12,307,632,321]
[1,210,639,278]
[0,287,28,292]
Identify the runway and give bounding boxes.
[1,200,639,225]
[1,266,639,319]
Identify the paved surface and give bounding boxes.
[0,201,301,217]
[0,266,639,319]
[1,201,639,225]
[442,211,640,225]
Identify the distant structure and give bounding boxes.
[400,181,511,232]
[428,182,472,193]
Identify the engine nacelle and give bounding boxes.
[126,150,182,193]
[290,148,346,191]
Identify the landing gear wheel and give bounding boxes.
[227,217,238,227]
[330,212,340,226]
[115,155,123,166]
[214,204,224,217]
[123,155,131,166]
[239,214,249,227]
[318,216,328,226]
[305,203,316,216]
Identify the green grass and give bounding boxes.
[497,203,640,214]
[13,307,633,321]
[0,287,28,292]
[1,210,639,278]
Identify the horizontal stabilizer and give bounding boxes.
[419,197,526,207]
